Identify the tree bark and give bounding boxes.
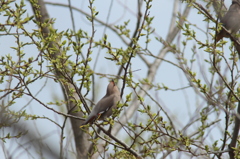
[30,0,89,158]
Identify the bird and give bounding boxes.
[81,80,120,126]
[216,0,240,42]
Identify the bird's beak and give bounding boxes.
[111,79,115,85]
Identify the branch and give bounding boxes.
[29,0,90,158]
[229,101,240,159]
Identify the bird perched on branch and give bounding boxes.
[216,0,240,42]
[81,80,120,126]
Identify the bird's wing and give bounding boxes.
[81,95,115,125]
[222,3,240,32]
[94,94,116,115]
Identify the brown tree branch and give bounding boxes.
[29,0,89,158]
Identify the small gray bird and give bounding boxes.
[81,80,120,126]
[216,0,240,42]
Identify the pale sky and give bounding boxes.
[0,0,237,158]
